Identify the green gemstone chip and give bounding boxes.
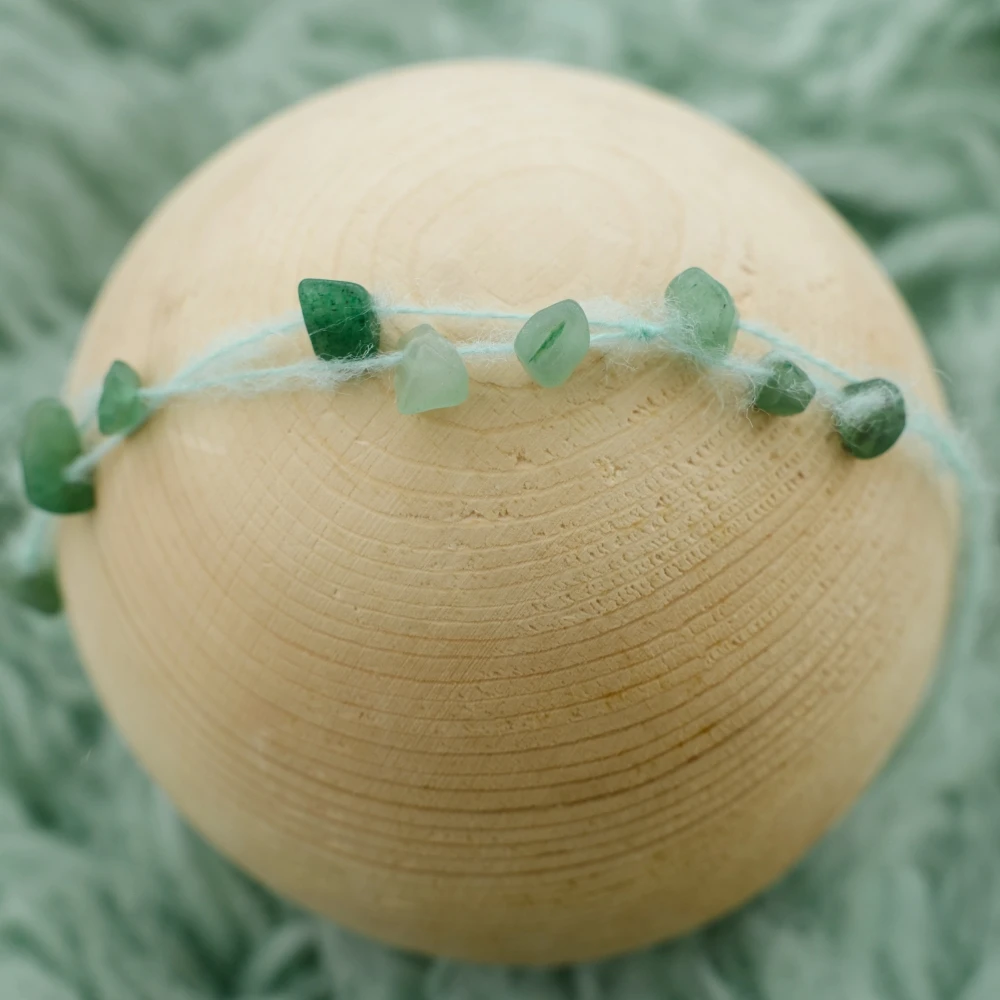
[514,300,590,388]
[666,267,739,360]
[298,279,381,361]
[394,325,470,415]
[834,378,907,459]
[98,360,149,436]
[752,353,816,416]
[6,566,62,615]
[20,399,95,515]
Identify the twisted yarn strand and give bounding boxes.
[62,299,972,486]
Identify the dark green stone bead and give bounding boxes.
[298,279,380,361]
[834,378,907,459]
[98,360,149,435]
[752,353,816,416]
[6,566,62,615]
[20,399,95,514]
[666,267,739,360]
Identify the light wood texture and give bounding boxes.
[59,60,956,964]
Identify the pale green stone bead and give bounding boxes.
[666,267,739,360]
[514,299,590,387]
[394,325,469,415]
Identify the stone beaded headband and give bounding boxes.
[21,266,959,526]
[3,266,987,713]
[7,265,987,618]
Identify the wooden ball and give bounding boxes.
[60,60,956,964]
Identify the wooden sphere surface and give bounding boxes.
[61,60,956,964]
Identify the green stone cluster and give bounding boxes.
[665,269,904,456]
[20,357,149,516]
[298,280,596,411]
[17,269,909,527]
[296,274,905,456]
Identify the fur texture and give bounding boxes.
[1,1,999,997]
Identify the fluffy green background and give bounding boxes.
[1,1,999,997]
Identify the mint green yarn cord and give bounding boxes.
[63,298,977,487]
